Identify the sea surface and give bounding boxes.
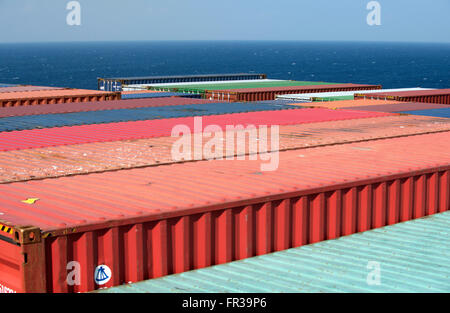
[0,41,448,90]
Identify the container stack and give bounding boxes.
[0,74,448,294]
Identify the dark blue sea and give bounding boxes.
[0,41,448,90]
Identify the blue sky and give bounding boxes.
[0,0,449,43]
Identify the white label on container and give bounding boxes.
[94,265,112,285]
[0,283,17,293]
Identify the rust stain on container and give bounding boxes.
[0,132,448,293]
[0,115,448,183]
[0,89,121,107]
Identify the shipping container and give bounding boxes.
[0,108,391,151]
[297,99,403,109]
[0,86,66,93]
[123,79,283,91]
[277,88,433,102]
[98,74,267,91]
[346,102,450,113]
[0,89,121,108]
[0,83,17,88]
[98,210,450,293]
[0,132,448,293]
[355,89,450,105]
[0,115,448,183]
[205,84,382,102]
[147,80,336,94]
[400,108,450,118]
[0,97,217,118]
[120,92,202,100]
[0,102,300,132]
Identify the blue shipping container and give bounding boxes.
[401,108,450,118]
[0,102,298,132]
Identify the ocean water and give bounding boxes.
[0,41,448,90]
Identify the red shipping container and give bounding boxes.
[0,97,218,118]
[205,84,382,102]
[0,115,448,184]
[348,102,450,113]
[0,132,448,293]
[0,108,391,152]
[355,89,450,105]
[0,89,121,107]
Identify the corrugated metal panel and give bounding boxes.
[205,84,382,102]
[0,108,392,151]
[98,74,267,91]
[128,79,283,89]
[0,86,66,93]
[347,102,450,113]
[98,211,450,293]
[0,115,448,183]
[120,92,202,100]
[0,132,449,292]
[0,98,217,118]
[355,89,450,105]
[148,81,336,93]
[401,108,450,118]
[276,88,434,101]
[297,99,403,109]
[0,102,299,132]
[0,89,121,107]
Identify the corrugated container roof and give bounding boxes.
[97,211,450,293]
[125,79,282,89]
[298,99,403,109]
[150,81,336,92]
[0,131,448,234]
[0,108,392,151]
[401,108,450,118]
[346,102,450,113]
[0,86,66,93]
[0,97,216,118]
[120,92,202,100]
[0,89,118,100]
[1,115,448,183]
[276,88,434,100]
[103,73,266,80]
[213,83,381,94]
[0,102,299,132]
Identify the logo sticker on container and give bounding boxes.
[94,265,112,285]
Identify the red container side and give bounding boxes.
[0,97,218,118]
[0,132,448,293]
[355,89,450,105]
[0,89,121,107]
[206,84,382,102]
[0,108,392,152]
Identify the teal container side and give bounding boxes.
[97,212,450,293]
